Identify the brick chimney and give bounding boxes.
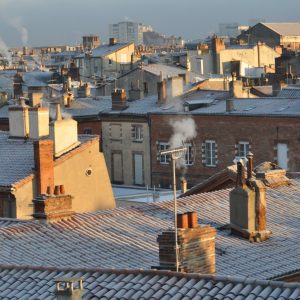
[29,107,49,139]
[111,89,128,110]
[155,212,216,273]
[211,36,225,54]
[32,185,74,222]
[34,140,54,195]
[8,99,29,138]
[50,103,80,157]
[54,277,83,300]
[230,153,271,242]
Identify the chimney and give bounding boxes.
[50,103,80,157]
[155,212,216,273]
[157,79,167,106]
[8,99,29,138]
[111,89,128,110]
[109,37,117,46]
[29,107,49,139]
[168,77,184,98]
[181,177,187,194]
[211,36,225,54]
[226,99,235,113]
[229,73,243,98]
[33,185,75,222]
[29,92,43,107]
[34,140,54,195]
[230,154,271,242]
[54,277,83,300]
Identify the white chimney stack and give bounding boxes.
[50,103,80,157]
[29,107,49,139]
[8,99,29,138]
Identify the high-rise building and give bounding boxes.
[109,21,143,45]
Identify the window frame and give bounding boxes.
[237,141,250,158]
[205,140,217,167]
[158,142,170,165]
[131,125,143,142]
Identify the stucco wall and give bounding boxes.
[12,139,115,219]
[102,120,151,186]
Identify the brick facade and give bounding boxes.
[150,114,300,188]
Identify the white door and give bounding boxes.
[134,154,143,185]
[277,143,288,169]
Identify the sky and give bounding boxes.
[1,0,300,47]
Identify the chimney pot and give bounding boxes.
[54,185,60,196]
[60,185,65,195]
[46,186,53,195]
[177,213,188,229]
[187,211,198,228]
[246,152,254,180]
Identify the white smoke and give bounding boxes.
[0,36,12,64]
[9,17,28,45]
[169,118,197,168]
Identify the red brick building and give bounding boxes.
[150,98,300,188]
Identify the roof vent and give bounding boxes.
[54,277,83,300]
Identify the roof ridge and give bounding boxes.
[0,264,299,288]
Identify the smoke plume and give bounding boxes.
[0,36,12,64]
[169,117,197,168]
[9,17,29,45]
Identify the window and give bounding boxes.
[158,142,170,164]
[109,124,122,140]
[131,125,143,142]
[108,59,112,65]
[184,143,194,166]
[205,140,217,167]
[83,128,92,135]
[237,141,250,158]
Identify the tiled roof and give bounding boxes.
[23,71,54,88]
[0,132,97,188]
[0,181,299,279]
[0,266,299,300]
[262,22,300,36]
[187,97,300,116]
[278,86,300,98]
[64,98,112,117]
[142,64,206,82]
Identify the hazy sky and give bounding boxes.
[1,0,300,47]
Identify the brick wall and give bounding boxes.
[150,114,300,188]
[157,223,216,273]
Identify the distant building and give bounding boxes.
[218,23,240,37]
[75,39,136,82]
[82,34,101,50]
[238,22,300,49]
[109,21,143,46]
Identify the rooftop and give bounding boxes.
[0,266,298,299]
[75,42,132,59]
[0,131,97,188]
[262,22,300,36]
[0,180,299,279]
